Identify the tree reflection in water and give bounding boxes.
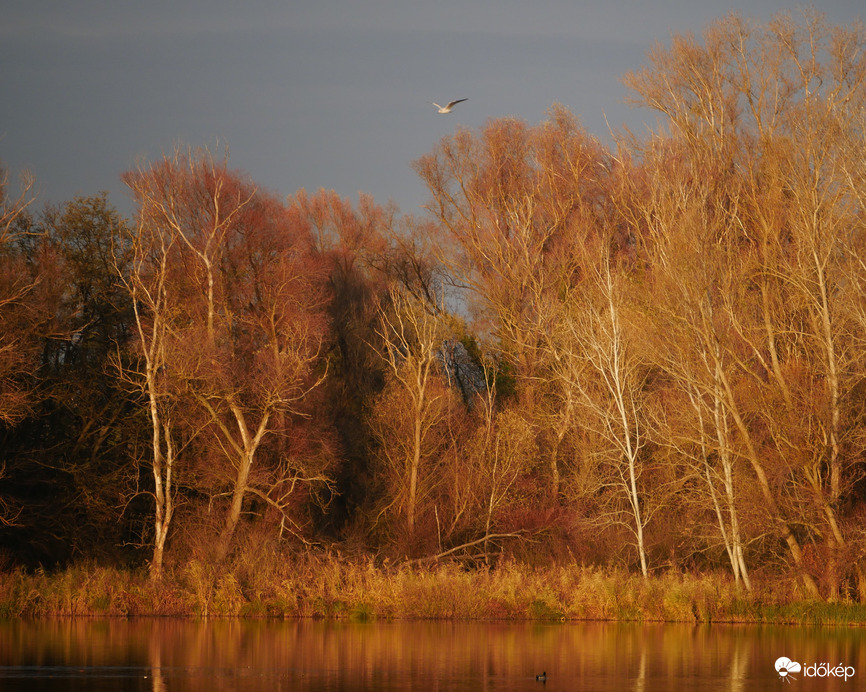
[0,619,863,691]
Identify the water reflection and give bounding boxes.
[0,618,863,691]
[729,635,749,692]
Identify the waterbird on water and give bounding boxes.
[536,671,547,682]
[431,98,468,113]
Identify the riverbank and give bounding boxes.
[2,557,864,624]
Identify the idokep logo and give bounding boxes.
[774,656,856,682]
[775,657,801,682]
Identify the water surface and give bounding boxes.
[0,618,863,691]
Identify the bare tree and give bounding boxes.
[413,106,609,498]
[477,407,534,562]
[619,10,866,598]
[123,148,332,562]
[617,138,754,588]
[0,164,40,427]
[112,211,181,579]
[548,248,653,577]
[370,285,454,541]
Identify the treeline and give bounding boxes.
[3,11,866,602]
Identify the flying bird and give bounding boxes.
[431,98,468,113]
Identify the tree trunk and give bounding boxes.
[215,406,270,562]
[718,367,821,599]
[216,450,253,562]
[150,421,174,580]
[408,411,422,538]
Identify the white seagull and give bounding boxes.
[431,98,468,114]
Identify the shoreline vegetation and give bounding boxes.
[5,10,866,614]
[2,557,865,625]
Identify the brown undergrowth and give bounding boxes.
[2,553,865,624]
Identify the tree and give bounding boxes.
[621,9,866,597]
[2,194,143,564]
[113,201,180,579]
[123,148,332,562]
[550,248,655,577]
[39,195,138,557]
[472,402,536,563]
[0,164,40,426]
[290,188,392,535]
[611,138,753,587]
[413,106,609,498]
[370,285,456,545]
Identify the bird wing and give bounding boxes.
[431,102,442,109]
[446,98,468,108]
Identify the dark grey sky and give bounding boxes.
[1,1,863,217]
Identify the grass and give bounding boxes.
[1,555,864,624]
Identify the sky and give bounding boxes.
[1,1,864,218]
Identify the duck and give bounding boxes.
[536,671,547,682]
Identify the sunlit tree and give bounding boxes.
[123,148,333,562]
[623,9,866,598]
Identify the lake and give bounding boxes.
[0,618,863,691]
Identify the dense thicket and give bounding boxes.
[2,10,866,601]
